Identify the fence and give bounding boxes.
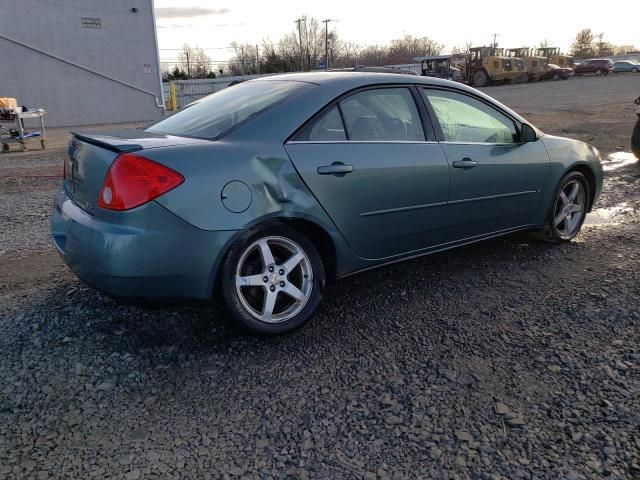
[163,74,277,111]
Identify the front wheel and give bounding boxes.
[221,224,325,334]
[632,120,640,160]
[538,171,590,242]
[595,68,603,76]
[552,73,561,81]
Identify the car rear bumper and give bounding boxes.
[50,190,238,299]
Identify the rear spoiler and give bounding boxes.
[71,131,145,153]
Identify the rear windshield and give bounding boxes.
[147,80,311,140]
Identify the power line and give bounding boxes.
[159,47,236,51]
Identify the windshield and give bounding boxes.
[147,80,312,140]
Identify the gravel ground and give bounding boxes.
[1,76,639,479]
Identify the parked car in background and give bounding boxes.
[51,73,604,334]
[539,64,572,81]
[612,60,640,73]
[574,59,613,75]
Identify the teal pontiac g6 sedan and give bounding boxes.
[51,73,603,334]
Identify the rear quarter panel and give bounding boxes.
[144,142,362,275]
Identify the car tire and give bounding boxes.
[632,120,640,160]
[221,223,325,334]
[632,67,638,73]
[595,68,603,75]
[552,73,561,81]
[535,171,590,243]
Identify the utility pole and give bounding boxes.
[322,19,333,70]
[491,33,499,52]
[185,50,191,78]
[256,44,260,74]
[295,18,304,71]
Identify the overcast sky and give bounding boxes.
[153,0,637,63]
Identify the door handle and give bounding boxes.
[317,162,354,176]
[452,158,478,169]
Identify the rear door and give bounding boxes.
[285,86,450,260]
[420,88,550,239]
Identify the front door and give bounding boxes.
[285,87,449,260]
[420,88,550,239]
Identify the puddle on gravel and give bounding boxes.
[585,202,634,225]
[602,152,638,171]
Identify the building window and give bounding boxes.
[81,18,102,29]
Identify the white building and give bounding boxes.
[0,0,165,127]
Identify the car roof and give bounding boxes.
[249,71,475,91]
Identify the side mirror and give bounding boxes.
[519,123,537,142]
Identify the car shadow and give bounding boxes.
[25,229,562,361]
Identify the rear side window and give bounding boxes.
[147,80,311,140]
[297,106,346,141]
[340,88,425,141]
[294,87,425,142]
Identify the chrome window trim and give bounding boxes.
[437,140,521,146]
[286,140,440,145]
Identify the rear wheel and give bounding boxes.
[2,143,9,153]
[221,224,325,334]
[472,70,488,87]
[631,67,638,73]
[537,171,589,243]
[552,72,561,81]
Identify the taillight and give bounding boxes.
[98,153,184,211]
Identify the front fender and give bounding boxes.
[540,135,604,218]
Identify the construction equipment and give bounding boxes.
[506,48,549,82]
[413,54,466,82]
[466,46,525,87]
[414,47,525,87]
[535,47,574,69]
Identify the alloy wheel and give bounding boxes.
[553,180,586,239]
[234,236,313,323]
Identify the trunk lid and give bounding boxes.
[65,129,208,215]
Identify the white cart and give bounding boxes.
[0,109,47,153]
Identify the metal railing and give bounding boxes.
[163,74,277,111]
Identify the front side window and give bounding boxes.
[422,89,517,144]
[339,88,425,141]
[148,80,311,140]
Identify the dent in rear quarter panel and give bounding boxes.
[537,135,604,224]
[145,142,363,276]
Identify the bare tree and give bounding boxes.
[228,42,259,75]
[538,38,551,49]
[452,41,473,55]
[570,29,596,58]
[226,16,445,75]
[177,44,214,78]
[594,33,613,56]
[387,35,444,63]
